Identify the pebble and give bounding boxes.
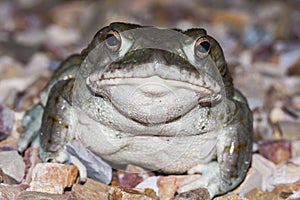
[0,168,18,184]
[235,154,276,194]
[71,178,159,200]
[0,184,23,199]
[66,140,112,184]
[157,174,201,200]
[13,75,50,111]
[279,121,300,141]
[258,140,292,164]
[174,188,210,200]
[233,70,266,109]
[292,95,300,110]
[245,188,283,200]
[279,48,300,75]
[0,139,17,150]
[16,191,68,200]
[119,170,143,188]
[27,163,78,194]
[292,141,300,158]
[136,176,159,195]
[269,162,300,187]
[215,194,247,200]
[0,150,25,183]
[269,106,285,124]
[110,187,158,200]
[22,147,41,185]
[272,180,300,199]
[212,10,249,32]
[25,53,50,76]
[70,178,109,199]
[45,24,80,47]
[118,164,152,188]
[0,105,14,141]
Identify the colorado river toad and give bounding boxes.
[18,22,253,198]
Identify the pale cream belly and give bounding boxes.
[74,110,219,173]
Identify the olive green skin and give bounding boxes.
[18,22,253,198]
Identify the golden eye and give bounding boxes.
[194,37,210,58]
[105,29,121,52]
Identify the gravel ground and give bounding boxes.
[0,0,300,199]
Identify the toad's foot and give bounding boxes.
[177,162,226,198]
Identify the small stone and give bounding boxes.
[214,194,247,200]
[287,57,300,76]
[14,75,50,111]
[119,165,150,188]
[272,180,300,199]
[22,147,41,185]
[72,178,159,200]
[292,95,300,110]
[70,178,109,200]
[0,184,23,199]
[0,168,18,184]
[119,171,143,188]
[110,187,159,200]
[245,188,283,200]
[0,105,14,141]
[157,174,201,200]
[0,150,25,183]
[212,10,249,32]
[270,107,285,124]
[25,53,50,76]
[269,163,300,187]
[278,121,300,140]
[258,140,292,164]
[252,108,273,140]
[27,182,64,195]
[279,49,300,76]
[233,154,278,195]
[45,25,80,46]
[66,140,112,184]
[292,140,300,158]
[136,176,159,195]
[27,163,78,194]
[16,191,68,200]
[0,139,17,151]
[174,188,210,200]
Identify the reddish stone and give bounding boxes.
[28,163,78,194]
[258,140,292,164]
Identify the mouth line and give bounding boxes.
[88,75,220,94]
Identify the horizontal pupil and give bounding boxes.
[106,34,119,46]
[196,41,210,53]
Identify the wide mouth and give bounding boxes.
[87,72,222,125]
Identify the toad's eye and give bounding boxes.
[194,37,210,58]
[105,29,121,52]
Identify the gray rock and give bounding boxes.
[66,140,112,184]
[0,150,25,183]
[0,105,14,141]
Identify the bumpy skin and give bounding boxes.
[18,22,253,198]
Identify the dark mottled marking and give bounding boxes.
[54,95,60,104]
[48,114,60,124]
[62,124,69,129]
[69,82,74,91]
[224,143,247,153]
[239,116,244,123]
